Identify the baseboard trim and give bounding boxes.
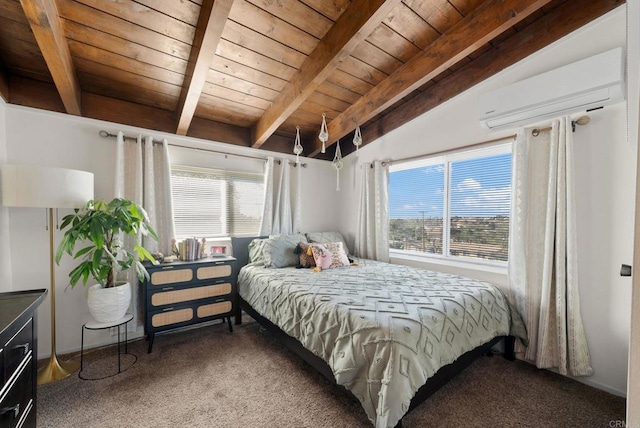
[573,377,627,398]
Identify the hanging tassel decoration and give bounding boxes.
[353,123,362,157]
[293,126,303,164]
[318,112,329,154]
[332,139,343,191]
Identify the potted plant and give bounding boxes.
[55,198,158,323]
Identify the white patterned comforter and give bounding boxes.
[238,258,524,428]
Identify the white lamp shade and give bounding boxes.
[1,164,94,208]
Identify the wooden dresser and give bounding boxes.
[142,257,236,353]
[0,289,46,428]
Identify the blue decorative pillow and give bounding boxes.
[262,234,308,268]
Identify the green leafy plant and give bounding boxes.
[55,198,159,288]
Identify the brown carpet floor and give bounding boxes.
[38,320,625,428]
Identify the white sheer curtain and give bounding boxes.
[508,117,592,376]
[260,157,300,235]
[355,161,389,262]
[115,131,176,330]
[143,136,175,255]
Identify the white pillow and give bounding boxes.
[310,242,350,271]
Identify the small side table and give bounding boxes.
[79,313,137,380]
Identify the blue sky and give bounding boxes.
[389,153,512,218]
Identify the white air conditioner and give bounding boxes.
[479,47,625,130]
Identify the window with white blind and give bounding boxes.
[170,165,264,238]
[389,143,512,264]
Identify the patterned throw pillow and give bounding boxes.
[310,242,350,271]
[294,241,316,268]
[306,231,351,256]
[262,233,307,268]
[248,239,266,265]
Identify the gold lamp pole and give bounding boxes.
[38,207,79,383]
[1,164,94,384]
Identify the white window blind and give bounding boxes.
[171,165,264,238]
[389,163,445,254]
[448,152,511,262]
[389,144,512,264]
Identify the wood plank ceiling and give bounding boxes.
[0,0,624,160]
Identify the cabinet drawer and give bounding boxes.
[3,320,32,383]
[150,283,232,307]
[151,308,193,328]
[0,355,33,428]
[197,301,232,318]
[150,268,193,286]
[196,264,232,280]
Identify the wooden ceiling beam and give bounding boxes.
[84,95,253,148]
[8,76,262,150]
[176,0,234,135]
[187,116,251,147]
[251,0,402,149]
[309,0,553,157]
[353,0,624,151]
[8,75,65,113]
[19,0,82,115]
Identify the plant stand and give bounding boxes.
[79,313,136,380]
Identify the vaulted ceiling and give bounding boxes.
[0,0,623,160]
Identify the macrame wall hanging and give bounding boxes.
[332,139,343,191]
[293,125,303,164]
[353,122,362,156]
[318,112,328,154]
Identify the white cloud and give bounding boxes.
[457,178,481,191]
[424,164,445,174]
[401,202,427,210]
[461,185,511,212]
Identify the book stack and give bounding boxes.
[178,238,204,261]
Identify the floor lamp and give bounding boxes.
[1,164,94,384]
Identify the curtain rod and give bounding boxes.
[531,115,591,136]
[379,115,590,167]
[98,130,308,168]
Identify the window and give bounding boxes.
[389,144,512,264]
[170,165,264,238]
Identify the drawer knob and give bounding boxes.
[0,404,20,419]
[14,342,30,356]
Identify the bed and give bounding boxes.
[231,235,525,428]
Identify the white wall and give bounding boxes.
[0,97,12,293]
[626,0,640,420]
[339,6,633,396]
[3,106,339,356]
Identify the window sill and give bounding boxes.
[389,250,508,284]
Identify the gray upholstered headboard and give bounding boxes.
[231,236,267,270]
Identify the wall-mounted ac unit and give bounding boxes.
[478,47,625,130]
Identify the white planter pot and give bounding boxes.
[87,282,131,323]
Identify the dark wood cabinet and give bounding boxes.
[141,257,236,353]
[0,289,46,428]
